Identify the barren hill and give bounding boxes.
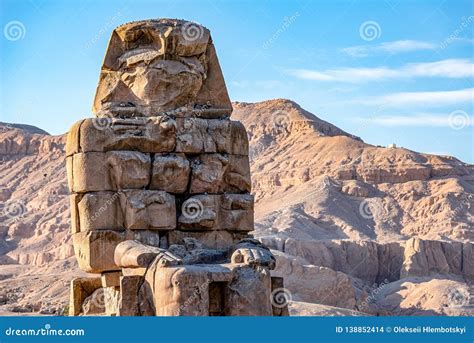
[0,100,473,316]
[233,99,473,242]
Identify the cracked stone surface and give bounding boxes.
[66,18,280,317]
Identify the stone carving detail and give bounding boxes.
[67,19,286,316]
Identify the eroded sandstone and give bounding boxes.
[66,18,283,316]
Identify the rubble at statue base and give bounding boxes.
[66,19,288,316]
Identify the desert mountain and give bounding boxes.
[0,99,473,315]
[233,99,473,242]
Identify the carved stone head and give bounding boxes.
[93,19,232,118]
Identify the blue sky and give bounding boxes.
[1,0,473,162]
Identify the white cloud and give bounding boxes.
[451,37,474,45]
[407,59,474,78]
[358,114,473,127]
[358,88,474,107]
[342,40,437,57]
[285,59,474,82]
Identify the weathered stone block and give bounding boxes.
[79,117,176,153]
[189,154,229,193]
[69,152,106,192]
[70,193,81,234]
[175,118,210,153]
[462,242,474,279]
[75,192,123,231]
[120,190,176,230]
[225,266,273,316]
[178,194,253,231]
[107,151,151,189]
[226,155,251,192]
[115,240,164,268]
[219,194,254,231]
[65,119,85,157]
[176,119,249,155]
[147,265,231,316]
[168,230,238,250]
[271,276,290,316]
[119,275,155,316]
[189,154,251,193]
[66,156,74,192]
[81,288,106,315]
[73,230,127,273]
[150,154,190,193]
[69,277,102,316]
[179,194,219,229]
[101,271,122,288]
[104,286,120,316]
[131,230,161,247]
[69,151,150,193]
[229,121,249,155]
[146,264,272,316]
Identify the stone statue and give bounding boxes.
[66,19,288,316]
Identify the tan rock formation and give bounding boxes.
[92,19,232,117]
[66,19,282,316]
[0,100,472,316]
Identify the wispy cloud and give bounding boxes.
[285,59,474,82]
[358,88,474,106]
[342,40,438,57]
[356,113,473,127]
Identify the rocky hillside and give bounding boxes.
[233,99,473,242]
[0,123,78,315]
[0,99,473,316]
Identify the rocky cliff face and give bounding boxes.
[0,99,473,316]
[233,99,473,242]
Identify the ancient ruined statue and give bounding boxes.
[66,19,287,316]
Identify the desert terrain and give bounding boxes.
[0,99,473,316]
